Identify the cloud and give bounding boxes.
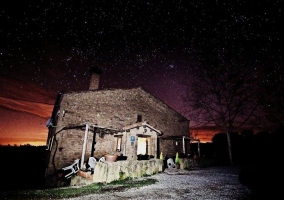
[0,75,55,118]
[0,96,53,118]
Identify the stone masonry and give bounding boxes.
[45,86,189,187]
[71,159,163,186]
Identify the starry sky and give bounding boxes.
[0,1,282,145]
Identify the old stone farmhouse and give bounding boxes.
[45,67,190,187]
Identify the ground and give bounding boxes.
[66,166,252,200]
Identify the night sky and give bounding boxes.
[0,1,281,145]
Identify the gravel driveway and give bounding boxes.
[66,166,251,200]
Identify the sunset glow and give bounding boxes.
[0,76,217,146]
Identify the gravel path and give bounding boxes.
[66,166,251,200]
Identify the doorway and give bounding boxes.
[137,137,147,155]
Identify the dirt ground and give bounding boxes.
[67,166,252,200]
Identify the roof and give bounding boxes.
[122,121,163,136]
[59,86,189,122]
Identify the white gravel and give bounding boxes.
[65,166,251,200]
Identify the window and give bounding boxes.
[116,136,122,152]
[137,114,142,122]
[137,136,150,155]
[137,137,147,155]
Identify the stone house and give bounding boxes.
[45,67,190,187]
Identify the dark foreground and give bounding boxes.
[0,163,281,199]
[66,166,252,200]
[0,145,281,199]
[238,166,282,199]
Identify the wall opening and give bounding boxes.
[137,137,147,155]
[137,114,142,122]
[116,137,122,152]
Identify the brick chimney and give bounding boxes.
[89,67,103,90]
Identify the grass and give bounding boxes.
[0,178,158,200]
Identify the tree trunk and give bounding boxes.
[226,130,234,165]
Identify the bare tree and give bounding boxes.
[184,55,261,165]
[180,1,280,165]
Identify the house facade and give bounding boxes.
[45,68,190,187]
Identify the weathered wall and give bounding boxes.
[159,139,191,158]
[46,128,94,173]
[57,87,188,137]
[45,87,189,185]
[120,127,158,161]
[70,159,163,186]
[92,133,115,158]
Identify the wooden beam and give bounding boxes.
[81,123,89,169]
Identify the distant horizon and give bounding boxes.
[0,127,219,146]
[0,125,270,146]
[0,137,47,146]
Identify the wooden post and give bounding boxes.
[123,130,126,156]
[182,136,185,154]
[81,123,89,169]
[91,127,97,157]
[197,140,200,157]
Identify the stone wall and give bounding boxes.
[56,87,188,138]
[159,139,191,158]
[45,87,189,186]
[70,159,163,186]
[47,128,95,172]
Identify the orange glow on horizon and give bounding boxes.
[0,103,217,146]
[0,76,55,146]
[0,137,47,146]
[190,127,221,143]
[1,129,216,146]
[0,109,49,146]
